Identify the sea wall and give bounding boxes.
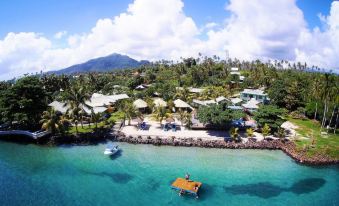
[113,132,338,166]
[0,130,337,165]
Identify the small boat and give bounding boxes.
[104,144,119,155]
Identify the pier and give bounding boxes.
[0,130,51,140]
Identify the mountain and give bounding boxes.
[51,53,149,74]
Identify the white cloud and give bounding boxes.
[0,0,338,80]
[0,32,51,80]
[54,30,67,39]
[202,0,306,61]
[295,1,339,70]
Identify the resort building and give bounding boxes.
[242,98,260,112]
[192,99,216,107]
[173,99,193,111]
[230,97,242,105]
[49,93,129,114]
[240,89,268,103]
[176,87,205,94]
[133,99,148,110]
[230,67,245,82]
[215,96,227,104]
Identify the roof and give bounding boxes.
[174,99,192,108]
[86,93,129,107]
[135,85,146,90]
[241,89,267,96]
[230,97,242,104]
[192,99,216,106]
[231,67,239,71]
[242,98,260,109]
[176,87,204,93]
[48,101,70,114]
[83,106,107,114]
[228,106,243,110]
[189,88,204,93]
[230,71,240,75]
[171,178,202,194]
[153,98,167,107]
[133,99,148,109]
[216,96,227,103]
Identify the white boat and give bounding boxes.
[104,144,119,155]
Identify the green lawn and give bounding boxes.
[68,111,125,134]
[288,117,339,159]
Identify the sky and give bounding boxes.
[0,0,338,80]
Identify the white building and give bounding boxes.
[240,89,268,103]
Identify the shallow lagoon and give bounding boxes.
[0,141,338,206]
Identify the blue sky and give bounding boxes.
[0,0,333,39]
[0,0,338,80]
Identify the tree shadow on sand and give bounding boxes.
[223,178,326,199]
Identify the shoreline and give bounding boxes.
[0,131,337,166]
[113,132,338,166]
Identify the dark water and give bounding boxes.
[0,141,338,206]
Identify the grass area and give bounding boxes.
[68,111,125,134]
[288,117,339,159]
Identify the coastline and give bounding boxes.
[112,131,338,166]
[0,131,337,166]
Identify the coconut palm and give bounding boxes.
[152,106,170,127]
[120,101,141,125]
[276,127,285,139]
[67,101,82,134]
[175,87,191,102]
[64,85,91,129]
[246,128,254,138]
[40,109,66,134]
[230,127,240,142]
[262,124,271,140]
[183,111,193,129]
[90,109,101,129]
[178,109,192,129]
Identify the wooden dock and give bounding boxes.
[171,178,202,196]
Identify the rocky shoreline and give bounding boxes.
[113,132,338,166]
[0,131,337,166]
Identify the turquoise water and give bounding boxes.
[0,141,338,206]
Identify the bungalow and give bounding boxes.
[192,99,216,107]
[49,93,129,115]
[176,87,205,94]
[230,67,245,82]
[240,89,268,103]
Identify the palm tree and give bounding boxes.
[120,101,140,125]
[152,106,170,127]
[67,101,81,134]
[276,127,285,139]
[183,111,192,129]
[246,128,254,138]
[175,87,190,102]
[230,127,240,142]
[90,109,101,130]
[178,109,192,129]
[40,109,65,134]
[178,109,186,126]
[262,124,271,140]
[64,85,91,129]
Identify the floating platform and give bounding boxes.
[171,178,202,196]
